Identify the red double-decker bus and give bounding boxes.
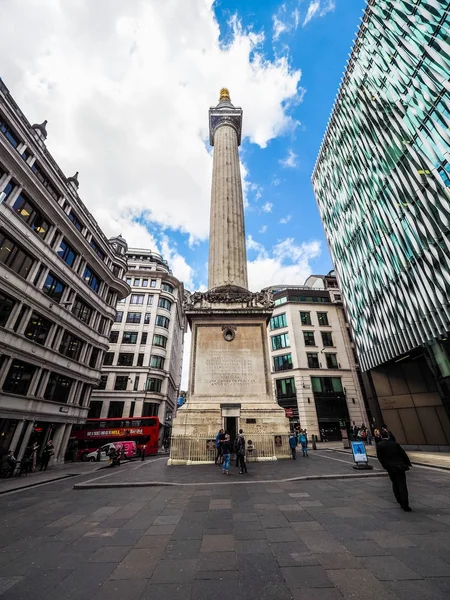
[70,417,160,461]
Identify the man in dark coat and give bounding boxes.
[376,432,412,511]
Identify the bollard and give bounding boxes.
[312,435,317,451]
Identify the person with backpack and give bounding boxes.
[289,433,297,459]
[236,429,247,474]
[376,430,412,511]
[215,429,225,465]
[222,431,231,475]
[299,430,308,457]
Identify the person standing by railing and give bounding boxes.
[215,429,225,465]
[222,432,231,475]
[236,429,247,474]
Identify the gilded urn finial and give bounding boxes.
[219,87,230,101]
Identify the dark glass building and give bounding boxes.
[312,0,450,445]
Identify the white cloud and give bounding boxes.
[272,3,301,41]
[259,225,268,233]
[247,236,321,291]
[280,215,291,224]
[262,202,273,213]
[303,0,336,26]
[273,15,289,41]
[272,177,281,186]
[279,149,298,168]
[0,0,301,249]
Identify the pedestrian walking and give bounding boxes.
[222,431,231,475]
[381,426,396,441]
[351,421,359,441]
[376,431,412,511]
[141,443,146,461]
[236,429,247,474]
[40,440,54,472]
[215,429,225,465]
[299,430,308,457]
[373,428,382,444]
[289,433,297,459]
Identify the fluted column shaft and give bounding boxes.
[208,124,248,290]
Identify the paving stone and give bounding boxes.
[291,521,324,532]
[317,553,362,570]
[236,539,272,554]
[197,552,237,572]
[151,559,198,583]
[385,579,449,600]
[163,539,202,559]
[144,524,177,536]
[368,530,416,548]
[296,532,348,554]
[390,547,450,577]
[361,556,422,581]
[240,580,295,600]
[291,590,344,600]
[195,570,239,580]
[237,554,285,583]
[271,542,320,567]
[142,582,192,600]
[232,512,259,522]
[260,515,291,529]
[281,566,333,588]
[192,579,240,599]
[265,528,298,542]
[45,563,117,600]
[0,577,23,596]
[279,504,305,511]
[327,568,401,600]
[134,534,171,549]
[89,545,132,563]
[153,515,182,525]
[289,493,311,498]
[92,578,148,600]
[234,529,267,540]
[200,534,235,552]
[342,540,388,556]
[109,548,161,579]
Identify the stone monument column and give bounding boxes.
[208,88,248,290]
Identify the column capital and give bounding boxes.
[209,104,243,146]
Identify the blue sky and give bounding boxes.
[1,0,367,292]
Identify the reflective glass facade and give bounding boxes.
[312,0,450,372]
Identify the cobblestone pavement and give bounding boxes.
[0,453,450,599]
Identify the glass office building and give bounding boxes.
[312,0,450,445]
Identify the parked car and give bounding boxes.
[84,441,137,462]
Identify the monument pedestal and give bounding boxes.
[169,288,291,464]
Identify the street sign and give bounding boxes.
[285,408,294,418]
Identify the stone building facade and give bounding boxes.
[266,271,369,440]
[0,78,130,463]
[90,249,185,439]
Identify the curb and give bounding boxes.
[73,471,387,489]
[0,473,79,495]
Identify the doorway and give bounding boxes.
[224,417,237,445]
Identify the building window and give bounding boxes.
[142,279,148,287]
[133,278,140,286]
[0,292,15,327]
[0,114,20,147]
[271,333,290,350]
[89,238,105,261]
[0,232,34,279]
[130,294,144,305]
[158,298,172,311]
[42,273,66,303]
[3,360,36,396]
[30,161,59,200]
[150,279,157,287]
[2,181,14,201]
[334,294,341,301]
[275,377,296,398]
[141,332,148,344]
[311,377,343,394]
[307,353,320,369]
[133,376,140,391]
[300,312,312,325]
[137,353,144,366]
[24,312,52,345]
[129,401,135,418]
[98,317,109,335]
[72,296,93,324]
[142,402,159,417]
[122,331,138,344]
[108,401,125,418]
[303,331,316,347]
[126,277,132,285]
[147,295,154,306]
[13,193,51,239]
[317,312,329,326]
[321,332,334,347]
[270,313,287,330]
[68,210,83,231]
[103,352,114,366]
[83,265,102,293]
[118,353,134,366]
[109,331,119,343]
[59,331,83,361]
[325,353,339,369]
[153,334,167,349]
[88,400,103,418]
[155,315,170,329]
[114,377,128,391]
[274,296,287,306]
[115,311,124,323]
[89,348,100,369]
[126,311,141,324]
[273,353,292,372]
[291,295,329,303]
[96,375,108,390]
[146,377,162,392]
[44,373,73,402]
[144,312,151,324]
[150,355,165,369]
[161,282,174,293]
[57,239,77,267]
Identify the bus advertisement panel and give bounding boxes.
[71,417,160,461]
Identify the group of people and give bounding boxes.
[0,439,55,477]
[289,429,308,459]
[214,428,247,475]
[351,422,373,445]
